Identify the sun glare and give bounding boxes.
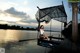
[0,14,21,22]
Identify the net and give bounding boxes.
[35,5,67,23]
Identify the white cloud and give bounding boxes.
[0,13,21,22]
[15,21,38,27]
[0,1,19,11]
[16,7,31,13]
[0,0,62,29]
[0,0,32,19]
[0,21,9,24]
[16,21,29,25]
[0,7,30,24]
[0,2,11,11]
[5,7,29,18]
[23,1,28,5]
[7,1,18,7]
[0,7,38,27]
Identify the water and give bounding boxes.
[0,29,61,53]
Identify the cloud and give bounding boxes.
[0,7,38,27]
[4,7,29,19]
[16,21,38,28]
[0,20,9,24]
[20,19,37,23]
[7,2,18,6]
[0,7,34,25]
[23,1,28,5]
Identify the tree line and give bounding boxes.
[0,24,37,30]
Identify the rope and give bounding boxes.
[49,19,53,41]
[50,19,52,36]
[61,22,63,38]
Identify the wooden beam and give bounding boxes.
[72,3,78,43]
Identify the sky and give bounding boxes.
[0,0,80,31]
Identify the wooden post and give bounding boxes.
[72,3,78,50]
[37,6,40,32]
[37,6,41,45]
[37,6,41,37]
[72,3,78,43]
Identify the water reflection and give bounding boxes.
[4,40,50,53]
[5,30,21,42]
[0,29,60,53]
[0,30,6,43]
[0,30,37,43]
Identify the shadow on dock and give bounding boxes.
[48,46,80,53]
[18,38,37,42]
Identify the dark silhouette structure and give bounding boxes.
[49,23,80,53]
[61,23,80,43]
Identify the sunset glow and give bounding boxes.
[0,14,21,22]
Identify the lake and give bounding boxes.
[0,29,61,53]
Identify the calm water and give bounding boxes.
[0,29,61,53]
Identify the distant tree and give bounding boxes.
[0,24,36,30]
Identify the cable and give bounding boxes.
[50,19,52,36]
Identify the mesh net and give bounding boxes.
[35,5,67,23]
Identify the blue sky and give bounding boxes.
[0,0,80,30]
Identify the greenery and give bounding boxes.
[68,0,80,2]
[0,24,37,30]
